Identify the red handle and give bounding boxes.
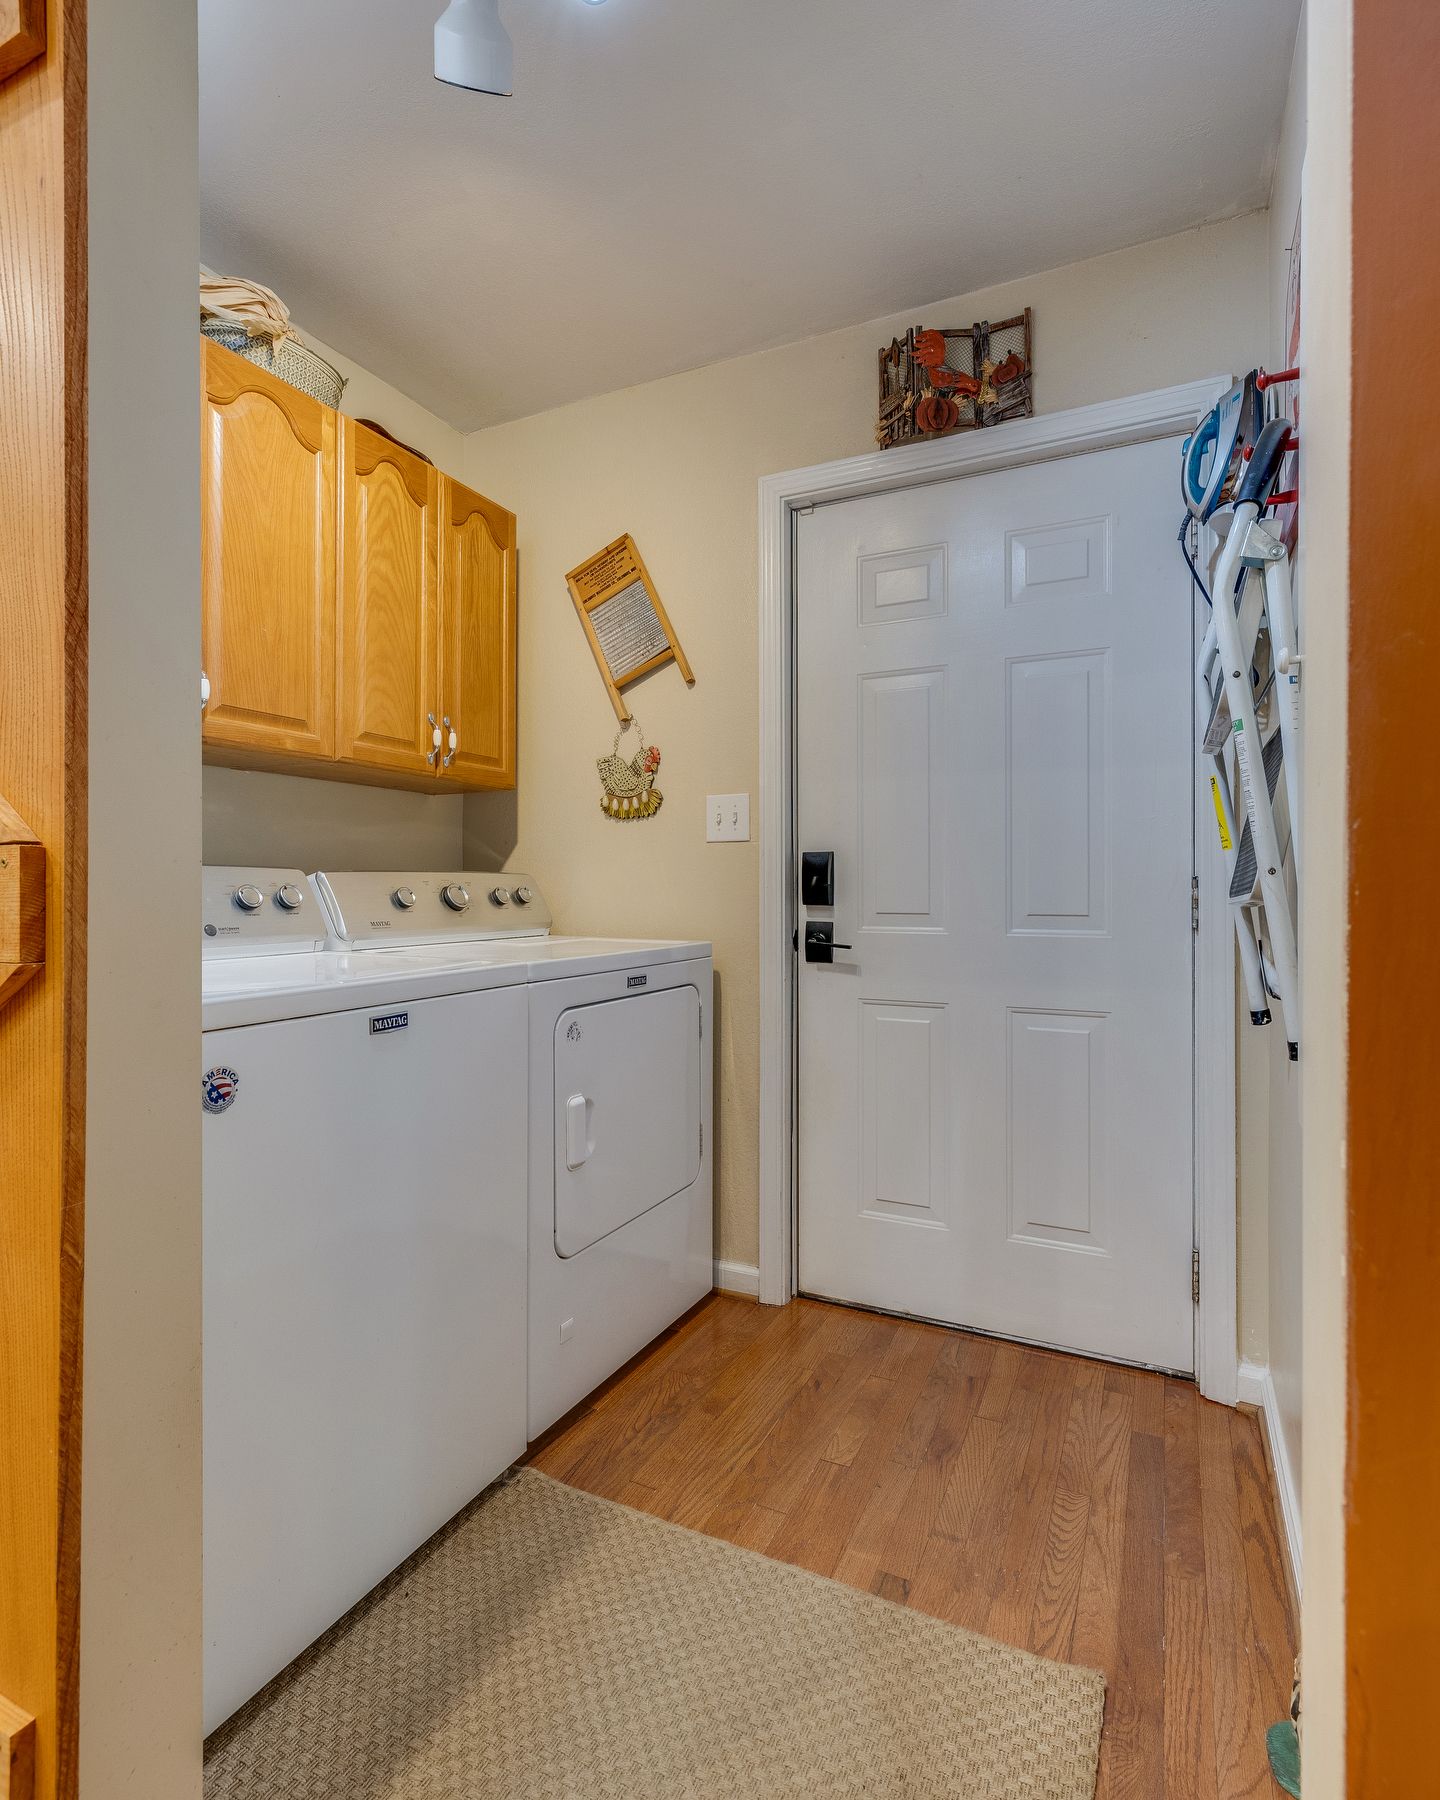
[1256,366,1299,391]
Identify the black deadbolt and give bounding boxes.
[801,850,835,907]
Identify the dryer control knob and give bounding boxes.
[233,884,264,913]
[512,885,534,906]
[489,886,511,907]
[274,883,305,912]
[392,886,417,910]
[441,883,471,913]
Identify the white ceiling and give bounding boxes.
[199,0,1301,432]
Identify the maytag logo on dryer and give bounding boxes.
[202,1066,240,1114]
[370,1011,410,1037]
[627,974,647,989]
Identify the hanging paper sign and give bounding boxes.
[566,533,695,723]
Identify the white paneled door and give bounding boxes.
[795,437,1195,1372]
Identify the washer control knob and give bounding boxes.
[512,885,534,906]
[392,886,417,911]
[233,884,264,913]
[489,886,511,907]
[441,882,471,913]
[274,883,305,912]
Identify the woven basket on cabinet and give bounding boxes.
[200,320,346,409]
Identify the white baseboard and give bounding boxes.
[1237,1359,1303,1598]
[714,1259,760,1297]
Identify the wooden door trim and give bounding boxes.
[756,380,1243,1406]
[0,0,45,84]
[1345,1,1440,1785]
[1,1696,37,1800]
[0,0,87,1792]
[0,800,45,1011]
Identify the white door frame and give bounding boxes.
[757,376,1242,1406]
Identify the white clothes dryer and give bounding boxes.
[316,870,714,1441]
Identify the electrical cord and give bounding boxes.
[1178,513,1212,607]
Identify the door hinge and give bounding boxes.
[1191,876,1200,934]
[1191,1246,1201,1306]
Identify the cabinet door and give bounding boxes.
[437,477,517,789]
[200,342,337,759]
[337,419,440,778]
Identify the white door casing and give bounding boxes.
[757,379,1239,1402]
[795,440,1194,1371]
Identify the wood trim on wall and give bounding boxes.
[0,0,46,84]
[0,0,87,1795]
[1346,2,1440,1787]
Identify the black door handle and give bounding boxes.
[804,922,852,964]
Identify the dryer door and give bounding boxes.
[554,983,702,1257]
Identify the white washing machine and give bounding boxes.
[316,870,715,1440]
[201,867,532,1733]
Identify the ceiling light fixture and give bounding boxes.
[434,0,514,96]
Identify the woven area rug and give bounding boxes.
[205,1467,1105,1800]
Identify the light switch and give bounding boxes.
[706,793,750,842]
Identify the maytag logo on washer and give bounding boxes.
[370,1011,409,1036]
[202,1066,240,1114]
[627,974,647,989]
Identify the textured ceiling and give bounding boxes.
[199,0,1301,430]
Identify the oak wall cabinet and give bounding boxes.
[337,417,440,781]
[200,344,337,762]
[200,341,518,792]
[439,478,518,789]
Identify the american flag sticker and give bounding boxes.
[202,1066,240,1114]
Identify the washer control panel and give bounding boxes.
[312,871,553,949]
[202,868,329,956]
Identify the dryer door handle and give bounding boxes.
[565,1094,595,1170]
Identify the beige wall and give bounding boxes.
[1259,0,1308,1521]
[199,327,468,873]
[1298,0,1351,1781]
[83,0,204,1793]
[1237,10,1313,1382]
[202,768,463,872]
[461,214,1272,1270]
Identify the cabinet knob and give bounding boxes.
[427,712,441,765]
[200,671,211,711]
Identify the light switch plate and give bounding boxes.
[706,793,750,842]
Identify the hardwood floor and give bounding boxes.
[527,1293,1296,1799]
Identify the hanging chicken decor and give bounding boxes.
[597,719,663,821]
